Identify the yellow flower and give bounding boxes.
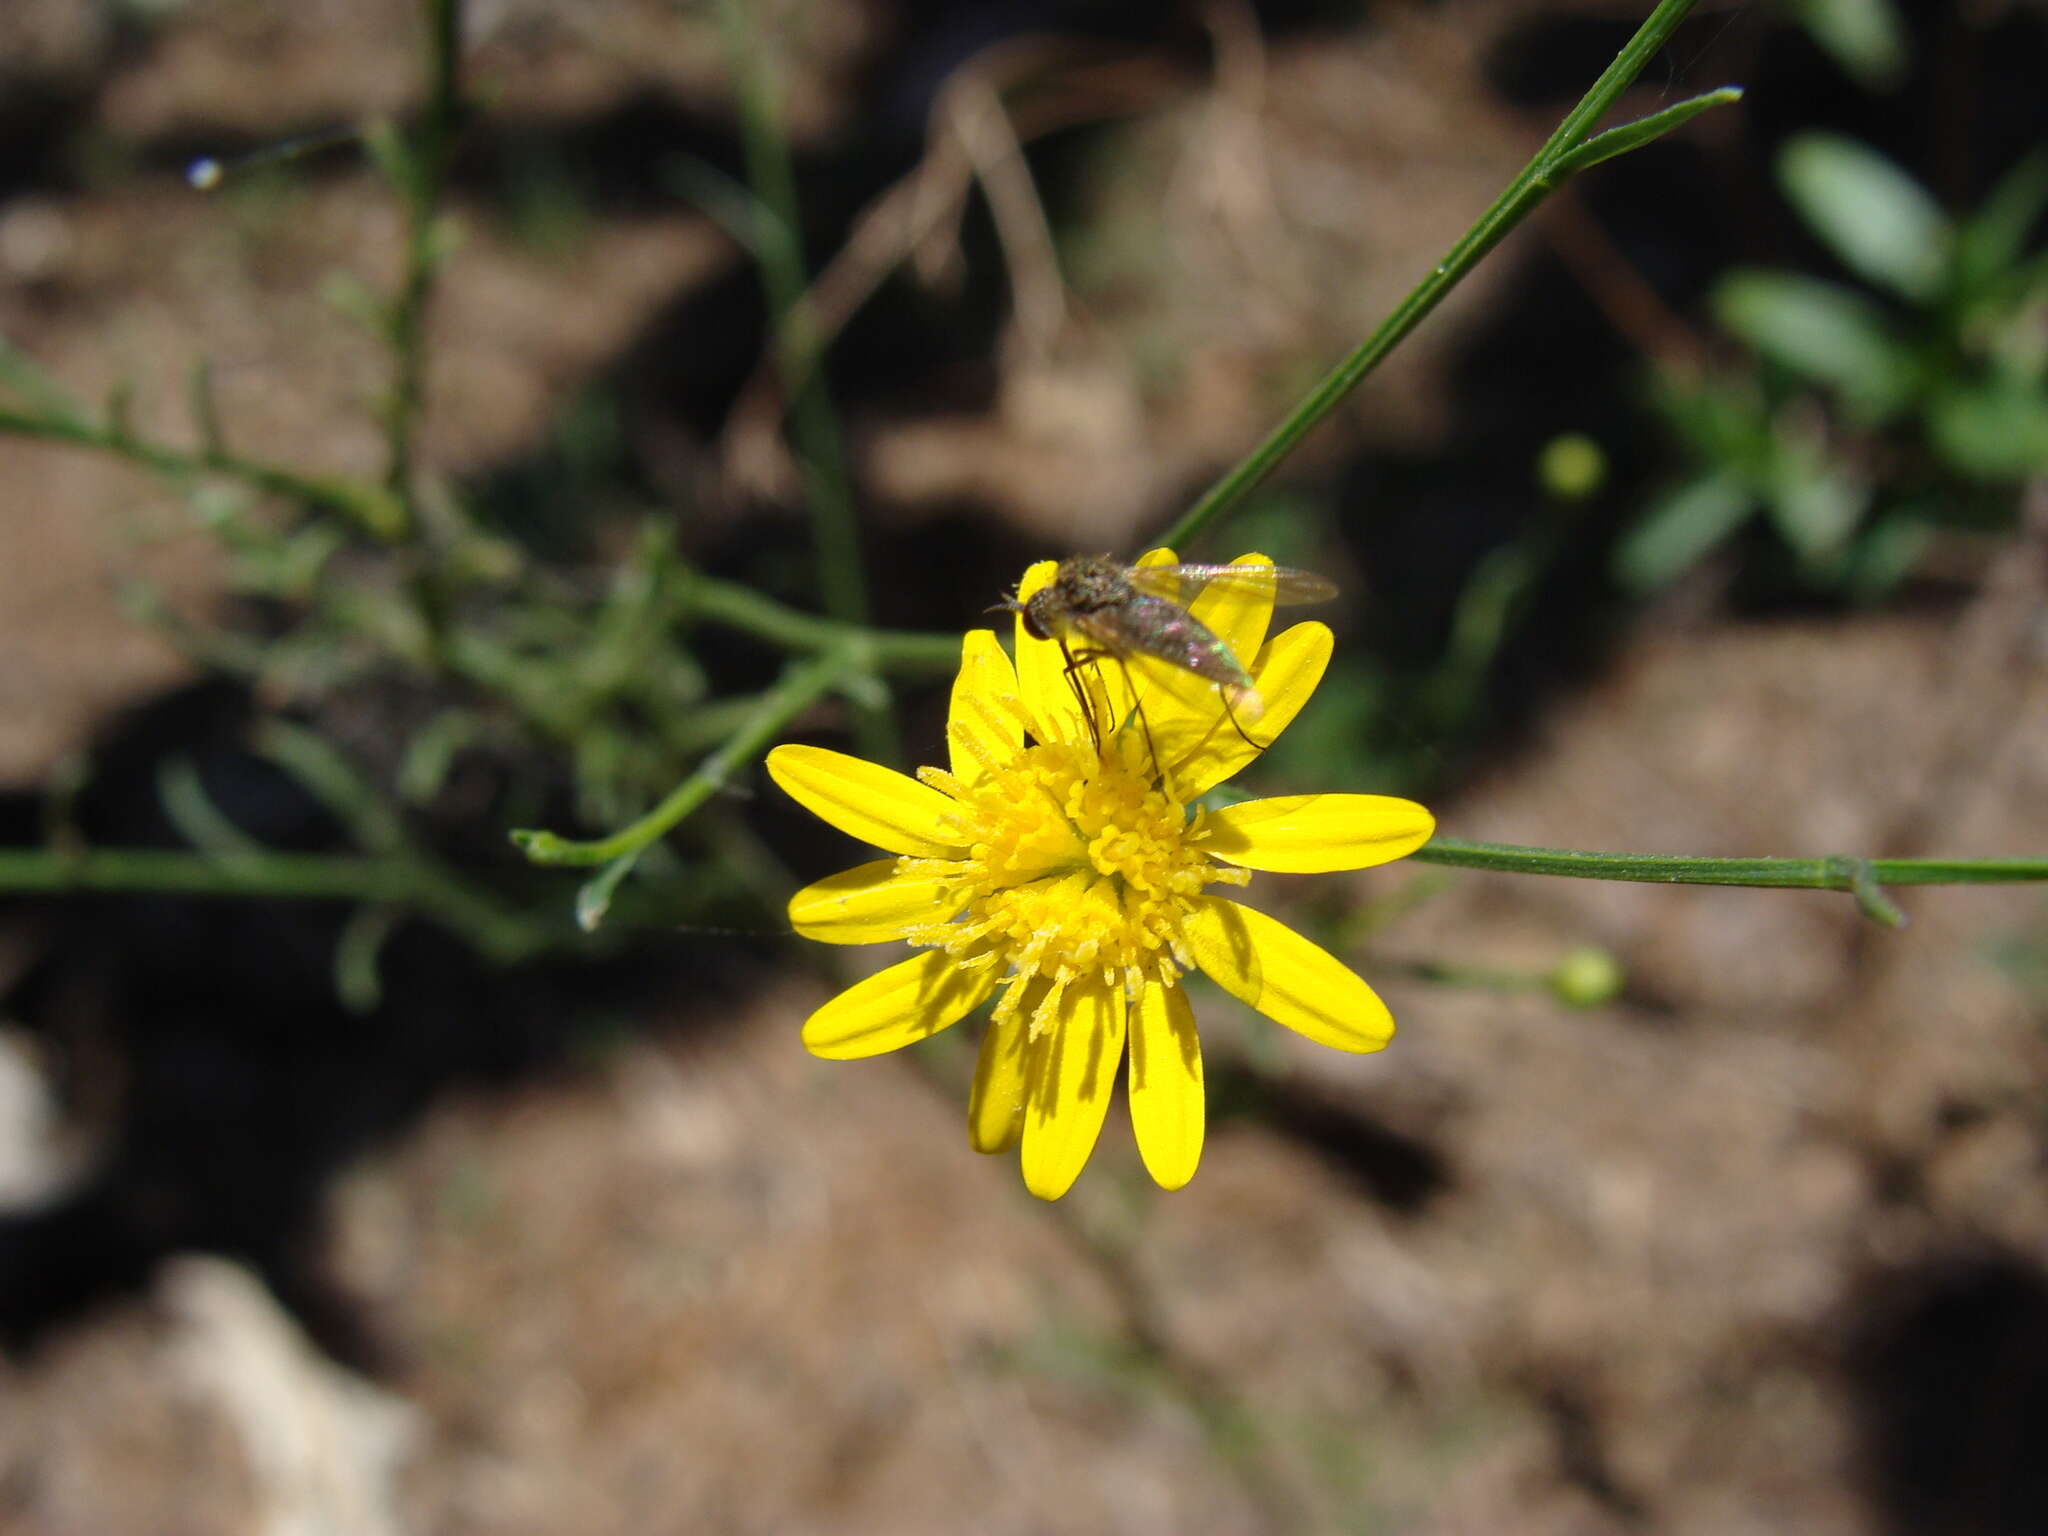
[767,553,1434,1200]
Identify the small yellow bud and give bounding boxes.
[1537,433,1607,501]
[1550,945,1624,1007]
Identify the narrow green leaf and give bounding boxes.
[1765,451,1867,558]
[398,709,482,804]
[1549,88,1744,180]
[360,117,416,199]
[1840,512,1933,602]
[253,719,404,851]
[1779,133,1949,302]
[335,905,399,1013]
[1927,382,2048,480]
[157,758,267,859]
[1651,374,1777,479]
[1956,152,2048,294]
[1614,474,1756,591]
[576,851,641,932]
[1788,0,1909,91]
[1830,857,1907,926]
[1713,269,1915,420]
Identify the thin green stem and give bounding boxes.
[719,0,894,764]
[1411,837,2048,923]
[683,571,961,669]
[0,407,406,541]
[383,0,467,519]
[0,846,558,962]
[1159,0,1732,552]
[513,648,854,867]
[720,0,869,631]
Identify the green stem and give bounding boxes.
[720,0,870,632]
[0,846,556,962]
[384,0,467,520]
[512,648,855,867]
[684,571,960,669]
[719,0,895,764]
[0,407,406,542]
[1158,0,1730,552]
[1412,837,2047,924]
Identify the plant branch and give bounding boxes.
[512,647,858,870]
[1159,0,1738,552]
[683,571,961,669]
[1411,837,2048,925]
[0,407,406,541]
[382,0,468,521]
[0,846,560,962]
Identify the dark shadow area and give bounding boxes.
[1844,1247,2048,1535]
[1539,1378,1652,1527]
[0,681,774,1368]
[1209,1061,1452,1215]
[1309,139,1731,781]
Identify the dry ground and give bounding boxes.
[6,605,2044,1534]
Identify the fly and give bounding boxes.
[998,554,1336,755]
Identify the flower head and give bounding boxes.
[767,552,1434,1199]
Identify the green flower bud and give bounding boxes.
[1537,433,1606,501]
[1550,945,1624,1007]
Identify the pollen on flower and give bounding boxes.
[897,731,1247,1039]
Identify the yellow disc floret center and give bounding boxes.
[904,737,1248,1037]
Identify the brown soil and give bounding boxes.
[8,604,2043,1533]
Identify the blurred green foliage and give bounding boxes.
[1619,135,2048,599]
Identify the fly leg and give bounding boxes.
[1057,645,1167,782]
[1057,640,1106,752]
[1118,659,1165,786]
[1219,688,1269,753]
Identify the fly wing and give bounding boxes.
[1069,595,1251,690]
[1125,562,1337,608]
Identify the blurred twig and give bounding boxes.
[0,846,563,964]
[718,0,895,766]
[380,0,468,527]
[0,403,405,542]
[720,39,1169,503]
[1542,187,1713,378]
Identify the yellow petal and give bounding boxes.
[1011,558,1118,748]
[1206,794,1435,873]
[788,859,965,943]
[947,630,1025,784]
[801,950,997,1059]
[1168,621,1333,797]
[968,1005,1031,1153]
[1010,559,1079,746]
[1182,896,1393,1053]
[766,744,964,858]
[1020,974,1126,1200]
[1128,981,1203,1190]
